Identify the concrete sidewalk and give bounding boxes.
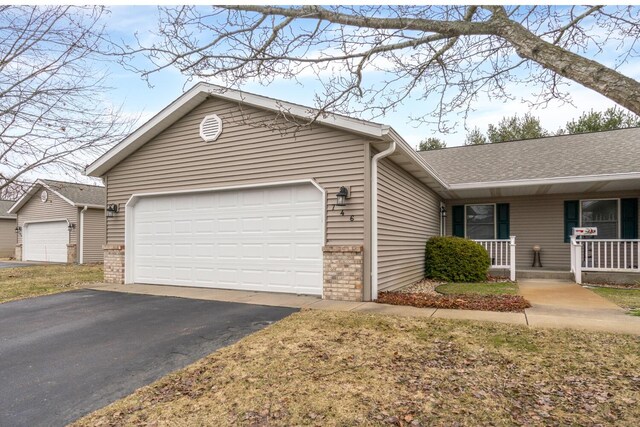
[90,282,640,335]
[519,279,640,335]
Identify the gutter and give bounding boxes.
[371,141,396,300]
[79,206,88,264]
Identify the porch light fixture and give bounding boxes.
[336,186,349,207]
[106,203,119,217]
[68,223,76,232]
[14,225,21,235]
[440,206,447,217]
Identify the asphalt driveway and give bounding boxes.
[0,290,297,426]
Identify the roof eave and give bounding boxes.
[449,172,640,190]
[85,82,391,177]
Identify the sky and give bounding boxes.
[100,5,640,150]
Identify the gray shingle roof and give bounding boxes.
[419,127,640,185]
[40,179,105,206]
[0,200,16,217]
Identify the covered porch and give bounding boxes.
[442,180,640,284]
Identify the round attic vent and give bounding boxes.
[199,114,223,142]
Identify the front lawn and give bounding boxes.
[0,264,103,303]
[436,281,518,296]
[74,310,640,426]
[589,286,640,316]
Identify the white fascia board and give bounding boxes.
[85,82,390,177]
[7,182,41,214]
[449,172,640,190]
[385,128,450,190]
[0,215,16,220]
[85,84,211,177]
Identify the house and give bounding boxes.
[0,201,17,258]
[9,179,106,264]
[85,83,639,300]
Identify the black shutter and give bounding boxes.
[564,200,579,243]
[621,198,638,239]
[452,205,465,237]
[496,203,510,239]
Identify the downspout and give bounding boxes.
[79,206,88,264]
[371,140,396,300]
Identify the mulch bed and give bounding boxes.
[377,291,531,312]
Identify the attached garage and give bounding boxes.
[128,182,324,295]
[22,220,69,262]
[87,83,447,301]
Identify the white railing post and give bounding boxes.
[509,236,516,281]
[572,237,582,284]
[570,236,575,273]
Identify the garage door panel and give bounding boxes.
[132,183,323,294]
[23,221,68,263]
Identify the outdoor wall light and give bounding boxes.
[106,203,119,217]
[335,186,349,207]
[14,225,22,235]
[440,206,447,218]
[68,223,76,232]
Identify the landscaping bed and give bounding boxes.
[73,310,640,426]
[378,279,530,312]
[0,264,103,303]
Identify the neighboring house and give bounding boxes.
[85,82,639,301]
[0,201,17,258]
[8,180,106,264]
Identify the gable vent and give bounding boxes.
[199,114,223,142]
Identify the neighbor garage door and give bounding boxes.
[131,183,323,295]
[23,221,69,262]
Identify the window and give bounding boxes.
[581,199,618,239]
[465,204,495,239]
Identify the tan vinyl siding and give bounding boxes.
[16,189,78,250]
[82,208,105,263]
[0,218,16,257]
[446,190,640,270]
[105,97,368,246]
[377,157,441,291]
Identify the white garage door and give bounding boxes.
[131,183,324,295]
[23,221,69,262]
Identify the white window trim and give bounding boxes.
[578,198,621,238]
[464,203,497,240]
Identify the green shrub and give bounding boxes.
[424,236,490,282]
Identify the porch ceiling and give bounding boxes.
[446,177,640,199]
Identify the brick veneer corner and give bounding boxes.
[322,245,364,301]
[103,244,125,284]
[66,244,77,264]
[15,244,22,261]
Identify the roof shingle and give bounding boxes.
[419,127,640,185]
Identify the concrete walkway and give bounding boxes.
[90,281,640,335]
[519,279,640,335]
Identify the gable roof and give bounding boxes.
[8,179,105,214]
[84,82,449,194]
[419,127,640,189]
[0,200,17,219]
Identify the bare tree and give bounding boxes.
[0,5,133,194]
[120,5,640,131]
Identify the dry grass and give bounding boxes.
[590,286,640,316]
[0,264,103,303]
[74,310,640,427]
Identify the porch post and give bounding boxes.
[570,236,575,273]
[571,238,582,284]
[509,236,516,282]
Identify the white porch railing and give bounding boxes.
[571,237,640,284]
[473,236,516,281]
